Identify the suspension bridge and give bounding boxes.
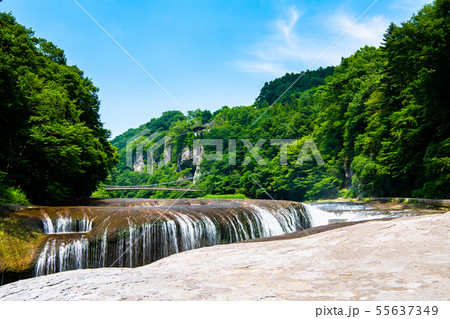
[103,185,200,192]
[102,176,203,192]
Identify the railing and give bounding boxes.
[103,185,200,192]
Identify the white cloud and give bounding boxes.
[234,4,391,75]
[331,13,389,47]
[234,6,328,75]
[277,6,301,46]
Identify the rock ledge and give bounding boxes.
[0,213,448,301]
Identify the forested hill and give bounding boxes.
[104,0,449,201]
[255,66,335,105]
[0,13,118,204]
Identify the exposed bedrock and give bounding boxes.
[1,213,448,301]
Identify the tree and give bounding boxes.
[0,13,118,203]
[106,1,449,200]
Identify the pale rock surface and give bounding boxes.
[0,213,448,301]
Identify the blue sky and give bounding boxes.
[1,0,431,137]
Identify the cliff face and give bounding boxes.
[177,145,203,182]
[133,153,145,173]
[0,212,448,301]
[131,136,204,177]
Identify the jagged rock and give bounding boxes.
[193,144,204,165]
[178,146,193,170]
[180,146,192,162]
[133,153,145,172]
[204,121,214,131]
[164,139,172,164]
[193,165,201,184]
[0,213,448,301]
[344,163,354,188]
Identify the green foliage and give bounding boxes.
[106,1,448,200]
[202,194,248,199]
[305,176,341,200]
[90,188,111,199]
[0,13,118,203]
[0,172,30,205]
[255,66,335,105]
[351,0,450,197]
[0,186,30,206]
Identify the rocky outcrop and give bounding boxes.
[132,153,145,173]
[177,144,203,178]
[179,146,193,170]
[164,138,172,164]
[0,213,448,301]
[192,165,201,184]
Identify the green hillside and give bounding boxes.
[102,1,449,201]
[0,13,117,204]
[255,66,335,106]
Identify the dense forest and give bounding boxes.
[1,1,448,205]
[104,0,449,201]
[0,13,117,204]
[255,66,335,106]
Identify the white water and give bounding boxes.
[303,203,403,227]
[33,201,421,277]
[35,238,89,276]
[34,204,310,276]
[42,215,92,234]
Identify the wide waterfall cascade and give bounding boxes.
[30,199,311,277]
[303,202,415,227]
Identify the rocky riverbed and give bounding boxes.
[0,212,448,301]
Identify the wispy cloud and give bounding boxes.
[277,6,301,47]
[234,6,322,76]
[331,13,389,47]
[235,4,390,76]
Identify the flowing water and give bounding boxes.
[13,199,427,278]
[304,202,417,227]
[22,199,310,276]
[42,215,92,234]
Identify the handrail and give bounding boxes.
[103,186,201,192]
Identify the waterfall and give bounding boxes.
[42,214,92,234]
[302,204,334,227]
[32,201,311,277]
[34,237,89,276]
[302,203,404,227]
